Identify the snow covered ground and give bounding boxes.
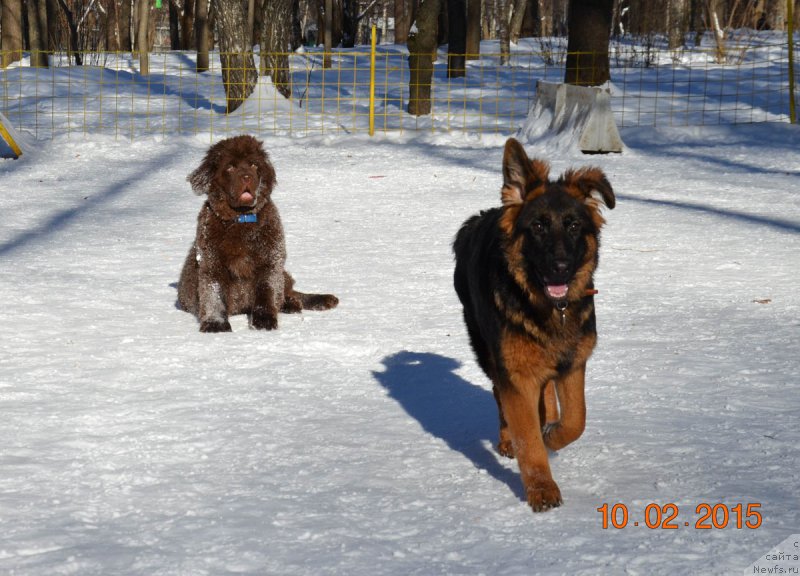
[1,41,799,575]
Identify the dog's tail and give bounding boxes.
[296,291,339,311]
[282,271,338,312]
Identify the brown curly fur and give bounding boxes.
[177,135,338,332]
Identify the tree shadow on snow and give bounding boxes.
[373,350,525,502]
[617,194,800,234]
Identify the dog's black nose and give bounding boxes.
[241,173,252,182]
[552,260,570,275]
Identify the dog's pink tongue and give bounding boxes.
[240,192,254,203]
[546,284,568,299]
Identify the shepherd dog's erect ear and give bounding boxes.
[501,138,550,206]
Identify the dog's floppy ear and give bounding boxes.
[560,167,615,229]
[187,143,223,196]
[561,167,616,210]
[501,138,549,206]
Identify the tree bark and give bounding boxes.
[260,0,293,97]
[667,0,688,49]
[2,0,24,68]
[341,0,358,47]
[135,0,150,74]
[564,0,612,86]
[213,0,258,112]
[395,0,410,43]
[195,0,210,71]
[447,0,466,77]
[762,0,787,29]
[55,0,83,64]
[407,0,440,115]
[508,0,527,44]
[291,0,302,49]
[324,0,332,67]
[119,0,133,50]
[27,0,49,67]
[181,0,195,49]
[106,0,120,51]
[497,0,510,64]
[169,0,181,49]
[538,0,552,35]
[465,0,480,59]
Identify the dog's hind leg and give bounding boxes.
[541,380,560,425]
[493,386,515,459]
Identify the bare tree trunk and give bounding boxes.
[341,0,355,46]
[564,0,612,85]
[497,0,510,64]
[213,0,258,112]
[106,0,120,51]
[55,0,83,63]
[482,0,492,39]
[395,0,410,43]
[168,0,181,49]
[537,0,552,35]
[408,0,440,115]
[324,0,333,67]
[291,0,302,49]
[119,0,133,50]
[465,0,481,58]
[27,0,49,66]
[667,0,688,48]
[135,0,150,74]
[2,0,24,68]
[690,0,703,44]
[196,0,210,71]
[39,0,52,51]
[260,0,293,97]
[508,0,526,43]
[248,0,256,41]
[181,0,195,48]
[447,0,466,76]
[762,0,787,29]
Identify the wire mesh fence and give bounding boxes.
[1,39,797,140]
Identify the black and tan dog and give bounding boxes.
[453,137,615,512]
[177,135,338,332]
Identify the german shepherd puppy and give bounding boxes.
[453,138,615,512]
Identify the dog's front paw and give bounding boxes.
[526,479,562,513]
[251,308,278,330]
[200,319,232,333]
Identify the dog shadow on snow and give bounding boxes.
[373,351,526,502]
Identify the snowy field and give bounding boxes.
[2,40,800,575]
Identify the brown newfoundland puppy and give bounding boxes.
[177,135,338,332]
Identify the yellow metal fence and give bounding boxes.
[0,42,796,140]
